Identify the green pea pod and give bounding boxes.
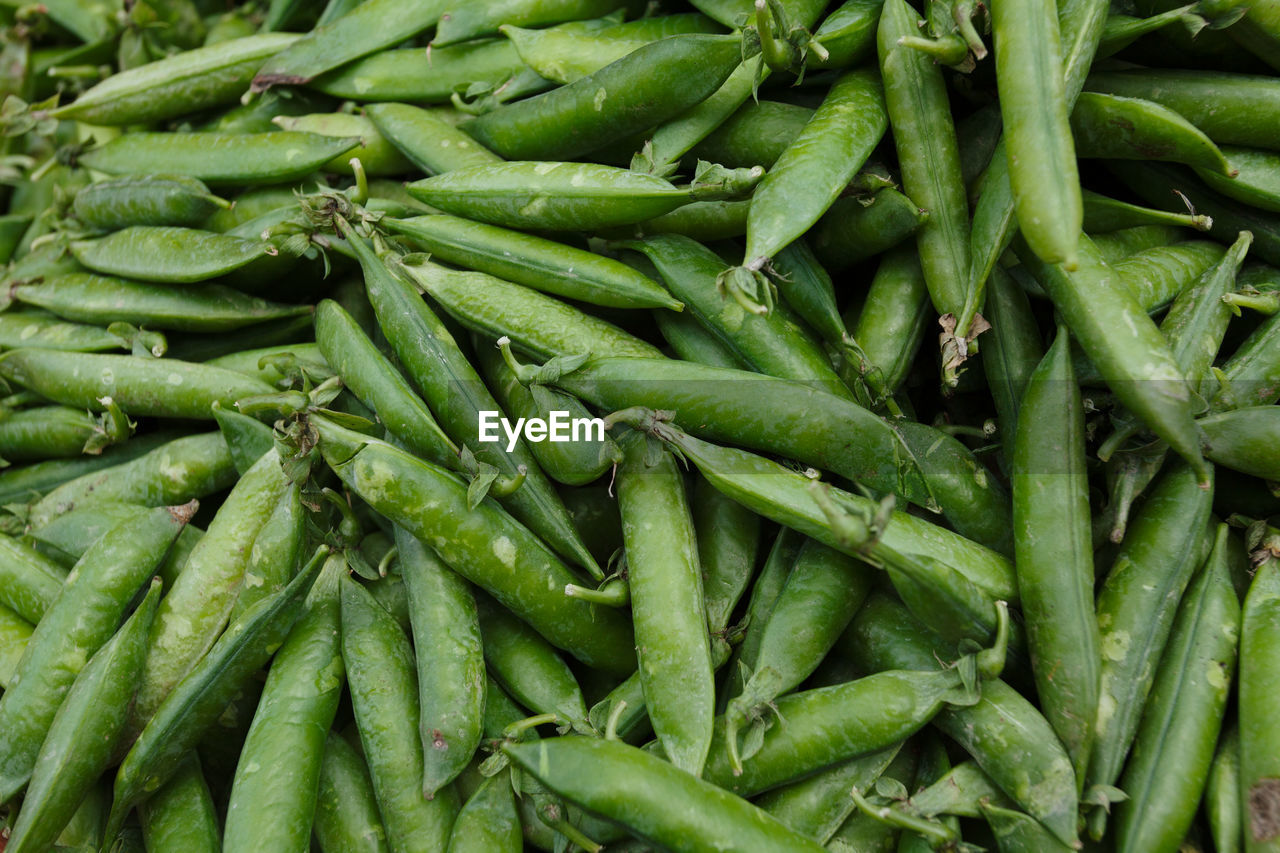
[654,306,746,368]
[70,226,270,284]
[982,266,1043,462]
[720,527,803,706]
[980,802,1076,853]
[1207,726,1243,853]
[14,273,310,331]
[756,746,900,843]
[401,260,664,360]
[365,103,502,175]
[810,0,883,68]
[446,769,521,853]
[507,737,827,852]
[769,238,848,352]
[228,480,304,623]
[0,607,32,689]
[811,189,928,271]
[0,349,275,420]
[313,416,635,674]
[1164,230,1252,395]
[0,531,68,624]
[826,745,919,850]
[1082,189,1214,233]
[1016,235,1209,484]
[1012,326,1100,780]
[0,503,192,804]
[1115,524,1240,853]
[0,313,126,353]
[222,554,345,853]
[72,175,229,231]
[848,245,931,398]
[137,754,220,853]
[130,449,293,735]
[992,0,1082,268]
[5,579,160,853]
[0,404,130,460]
[1071,92,1234,175]
[212,401,276,475]
[464,34,741,160]
[1114,240,1225,312]
[694,474,760,653]
[274,112,414,176]
[52,33,298,124]
[1089,224,1186,264]
[351,223,602,576]
[253,0,447,89]
[1240,542,1280,852]
[436,0,627,45]
[106,546,326,841]
[385,214,678,310]
[1197,146,1280,213]
[692,99,813,169]
[309,41,539,102]
[314,730,390,853]
[79,132,362,186]
[1085,460,1214,831]
[905,760,1014,818]
[878,0,972,336]
[339,575,460,853]
[1198,407,1280,481]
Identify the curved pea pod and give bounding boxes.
[756,747,900,843]
[129,449,292,735]
[1071,92,1234,175]
[273,112,414,176]
[70,227,271,284]
[0,532,64,625]
[692,99,812,169]
[314,416,635,675]
[981,266,1043,463]
[436,0,630,45]
[0,404,131,461]
[314,730,390,853]
[1197,146,1280,213]
[401,260,663,360]
[14,273,310,332]
[507,736,826,852]
[0,312,127,353]
[1207,726,1243,853]
[79,132,361,186]
[840,593,1080,847]
[1084,460,1214,830]
[0,503,192,804]
[50,33,297,124]
[0,607,32,689]
[4,579,160,853]
[463,34,740,161]
[627,198,751,241]
[1114,524,1240,853]
[768,239,847,354]
[1016,235,1209,484]
[385,214,679,310]
[655,301,746,368]
[365,102,501,175]
[1240,544,1280,852]
[695,474,759,647]
[446,770,521,853]
[106,547,325,841]
[810,0,883,68]
[1198,407,1280,481]
[229,480,304,624]
[1011,326,1100,779]
[1082,189,1213,233]
[1114,240,1225,312]
[848,245,931,398]
[309,40,538,102]
[810,188,928,271]
[138,754,219,853]
[222,555,345,853]
[405,161,699,230]
[72,175,229,231]
[1086,69,1280,151]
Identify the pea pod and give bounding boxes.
[0,503,192,804]
[756,746,901,843]
[1114,240,1225,312]
[313,731,390,853]
[138,754,220,853]
[655,304,745,369]
[769,239,848,353]
[1240,537,1280,853]
[435,0,627,45]
[79,132,362,186]
[0,312,127,353]
[811,189,928,271]
[981,266,1043,461]
[446,770,521,853]
[1198,407,1280,481]
[339,575,460,853]
[1071,92,1234,175]
[274,112,414,176]
[692,99,813,169]
[1206,726,1243,853]
[70,226,271,284]
[0,403,131,461]
[365,103,501,175]
[847,245,931,399]
[5,579,160,853]
[0,607,32,689]
[72,175,229,231]
[0,530,65,624]
[1197,146,1280,213]
[1082,189,1214,233]
[0,430,186,511]
[309,41,539,102]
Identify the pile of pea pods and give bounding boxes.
[0,0,1278,850]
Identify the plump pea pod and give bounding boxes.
[992,0,1082,268]
[5,579,160,853]
[769,238,848,352]
[106,547,326,841]
[1082,189,1213,233]
[0,312,126,353]
[756,746,900,843]
[1012,326,1100,780]
[695,474,759,654]
[222,554,345,852]
[826,745,919,851]
[1113,240,1225,312]
[252,0,446,89]
[14,272,309,332]
[1115,524,1240,853]
[809,0,883,67]
[351,224,602,576]
[720,528,802,705]
[811,190,928,273]
[1016,235,1210,484]
[1071,92,1234,175]
[982,266,1043,462]
[272,112,413,176]
[314,730,390,853]
[308,40,537,102]
[507,736,827,852]
[1199,408,1280,481]
[840,593,1079,847]
[446,770,521,853]
[1085,460,1214,832]
[213,401,277,476]
[692,99,812,169]
[137,753,220,853]
[228,478,304,625]
[0,349,275,420]
[72,175,228,231]
[401,260,663,361]
[392,527,484,798]
[434,0,627,45]
[130,449,292,735]
[51,33,298,124]
[79,132,361,186]
[618,234,852,396]
[655,302,747,368]
[878,0,972,335]
[1086,69,1280,150]
[0,503,192,804]
[0,530,68,624]
[736,69,886,283]
[1198,147,1280,213]
[476,336,619,486]
[1211,308,1280,410]
[1240,541,1280,852]
[1207,726,1243,853]
[1089,223,1186,264]
[314,416,635,674]
[70,226,270,284]
[846,245,930,398]
[614,428,714,774]
[340,575,459,853]
[385,214,679,309]
[365,103,501,175]
[464,34,741,161]
[0,403,129,461]
[0,607,32,689]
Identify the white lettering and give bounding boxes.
[525,419,547,442]
[477,411,500,442]
[548,410,569,441]
[501,417,525,453]
[477,412,609,448]
[573,416,604,442]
